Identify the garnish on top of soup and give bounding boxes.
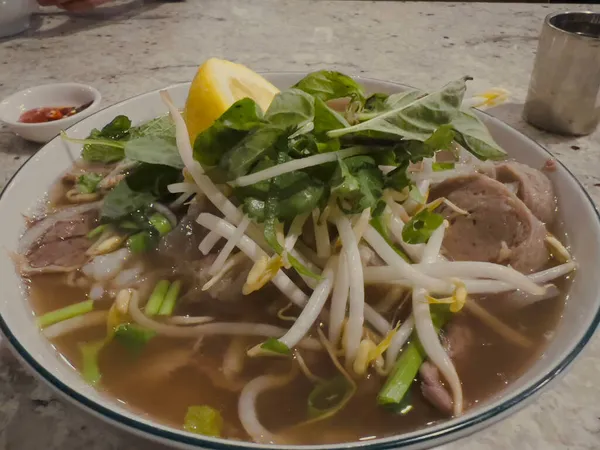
[15,58,576,445]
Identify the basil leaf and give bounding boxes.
[293,70,365,103]
[385,160,411,191]
[402,208,444,244]
[194,98,265,167]
[125,136,183,169]
[129,115,174,140]
[332,155,383,213]
[452,109,507,161]
[101,182,155,220]
[359,90,426,121]
[82,115,132,163]
[99,115,132,139]
[328,77,470,142]
[219,126,288,180]
[313,97,349,136]
[265,88,315,128]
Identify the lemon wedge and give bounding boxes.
[184,58,280,143]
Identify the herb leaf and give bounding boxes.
[82,115,132,163]
[308,376,355,420]
[328,77,470,142]
[331,155,383,213]
[313,97,349,136]
[293,70,365,103]
[402,208,444,244]
[452,109,507,161]
[264,88,315,129]
[125,136,183,168]
[193,98,265,167]
[76,173,104,194]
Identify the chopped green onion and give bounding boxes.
[308,376,354,420]
[127,231,153,253]
[113,323,156,356]
[158,280,182,316]
[432,162,455,172]
[377,307,451,406]
[79,339,105,386]
[260,338,291,355]
[149,212,172,236]
[87,224,108,239]
[402,208,444,244]
[76,173,104,194]
[144,280,171,316]
[37,300,94,329]
[183,405,223,437]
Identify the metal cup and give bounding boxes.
[523,11,600,136]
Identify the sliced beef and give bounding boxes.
[430,173,549,274]
[420,361,453,415]
[419,318,473,415]
[495,161,556,225]
[24,209,98,270]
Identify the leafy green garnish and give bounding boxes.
[81,115,131,163]
[331,155,383,213]
[184,405,223,437]
[76,172,104,194]
[193,98,265,167]
[264,88,315,128]
[293,70,365,103]
[113,323,156,356]
[402,208,444,244]
[328,77,470,142]
[308,376,355,420]
[101,164,181,221]
[260,337,291,355]
[452,109,507,161]
[359,90,426,121]
[124,136,182,168]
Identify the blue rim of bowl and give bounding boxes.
[0,75,599,450]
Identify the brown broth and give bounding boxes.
[27,257,566,445]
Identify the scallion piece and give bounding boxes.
[127,231,153,253]
[149,212,172,236]
[144,280,171,316]
[158,280,182,316]
[184,405,223,437]
[37,300,94,329]
[79,339,105,386]
[377,307,451,406]
[86,224,108,239]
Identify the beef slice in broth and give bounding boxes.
[429,173,549,274]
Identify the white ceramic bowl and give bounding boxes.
[0,83,102,143]
[0,74,598,450]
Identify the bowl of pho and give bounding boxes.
[0,60,598,449]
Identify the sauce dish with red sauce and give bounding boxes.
[0,83,101,143]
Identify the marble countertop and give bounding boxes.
[1,1,599,449]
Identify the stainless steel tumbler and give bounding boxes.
[523,11,600,136]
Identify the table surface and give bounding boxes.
[1,1,600,449]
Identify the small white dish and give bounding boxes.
[0,83,102,144]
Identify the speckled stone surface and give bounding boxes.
[1,1,599,449]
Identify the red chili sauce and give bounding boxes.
[18,103,90,124]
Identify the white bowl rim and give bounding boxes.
[0,82,102,128]
[1,73,599,450]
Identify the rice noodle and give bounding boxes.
[232,147,370,188]
[238,370,296,444]
[337,215,365,366]
[166,316,214,325]
[412,222,463,416]
[129,292,321,350]
[278,258,335,349]
[209,215,251,276]
[223,337,247,381]
[43,311,108,340]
